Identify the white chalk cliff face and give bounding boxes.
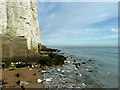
[0,0,41,50]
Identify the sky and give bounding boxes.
[37,2,118,46]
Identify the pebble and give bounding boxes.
[45,78,52,82]
[29,68,32,70]
[61,70,65,74]
[72,62,75,65]
[16,62,19,64]
[33,73,37,76]
[74,67,77,70]
[88,59,92,61]
[32,65,34,68]
[57,69,60,72]
[67,61,70,63]
[42,70,46,73]
[66,70,70,72]
[19,62,21,64]
[82,62,86,64]
[11,62,14,65]
[79,74,82,76]
[76,73,79,75]
[82,83,85,86]
[37,79,42,83]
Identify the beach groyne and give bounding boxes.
[2,35,28,59]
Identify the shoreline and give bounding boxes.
[2,52,103,89]
[42,53,103,88]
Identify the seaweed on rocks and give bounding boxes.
[42,53,104,88]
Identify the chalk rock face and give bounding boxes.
[0,0,41,50]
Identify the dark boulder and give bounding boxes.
[88,59,93,62]
[82,62,86,64]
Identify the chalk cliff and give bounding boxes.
[0,0,41,50]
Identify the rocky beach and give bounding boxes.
[2,68,45,88]
[42,53,104,88]
[2,52,103,89]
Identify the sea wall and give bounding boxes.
[0,0,41,50]
[2,35,28,59]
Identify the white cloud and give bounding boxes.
[111,28,118,32]
[38,2,118,45]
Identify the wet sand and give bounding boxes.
[2,68,45,89]
[1,54,103,89]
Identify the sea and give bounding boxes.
[47,46,118,88]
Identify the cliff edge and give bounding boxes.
[0,0,41,50]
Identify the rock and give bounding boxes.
[88,70,93,72]
[45,78,52,82]
[29,68,32,70]
[28,66,30,68]
[16,62,19,64]
[76,65,80,68]
[66,70,70,72]
[16,73,23,77]
[82,83,85,86]
[35,65,40,68]
[72,62,75,65]
[82,62,86,64]
[79,74,82,76]
[2,80,8,85]
[19,62,21,64]
[21,86,25,89]
[16,73,20,77]
[55,73,58,75]
[57,69,61,72]
[74,60,77,62]
[11,62,14,65]
[76,73,82,76]
[76,73,80,75]
[67,61,70,63]
[37,79,42,83]
[70,75,73,77]
[9,68,15,71]
[12,86,15,88]
[88,59,93,61]
[74,68,77,70]
[61,70,65,74]
[64,61,70,64]
[41,81,45,84]
[86,69,93,72]
[42,70,47,73]
[77,63,80,66]
[33,73,37,76]
[32,65,34,68]
[75,63,81,68]
[17,80,29,86]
